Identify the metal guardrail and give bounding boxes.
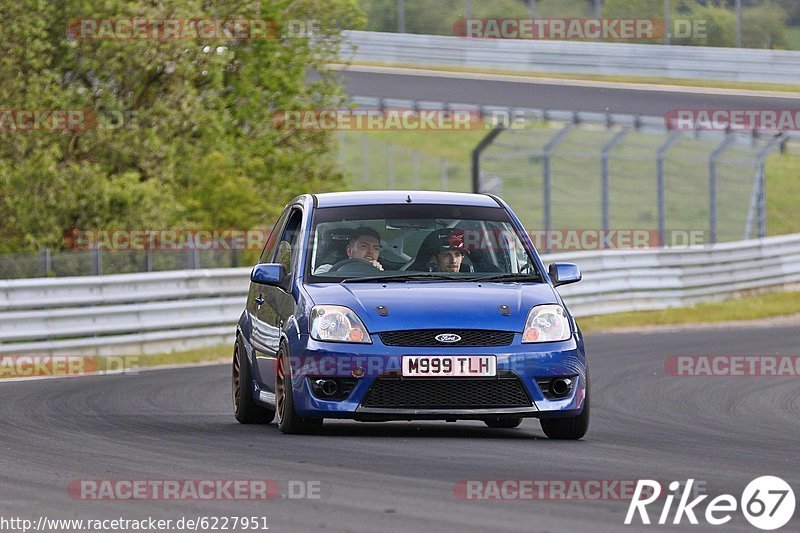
[343,30,800,84]
[555,234,800,316]
[1,235,799,355]
[0,269,248,355]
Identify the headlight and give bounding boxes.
[521,305,571,343]
[310,305,372,343]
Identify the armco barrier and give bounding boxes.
[0,269,249,356]
[343,30,800,84]
[1,235,799,356]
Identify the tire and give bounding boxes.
[484,417,523,429]
[232,339,275,424]
[276,343,323,434]
[540,379,589,440]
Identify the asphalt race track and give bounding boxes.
[339,67,800,116]
[1,324,798,532]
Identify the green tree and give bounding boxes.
[0,0,364,253]
[741,1,789,49]
[359,0,531,36]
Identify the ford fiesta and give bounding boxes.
[232,191,588,439]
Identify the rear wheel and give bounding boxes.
[276,344,323,434]
[540,380,589,440]
[232,339,275,424]
[484,417,523,429]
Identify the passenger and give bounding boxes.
[433,248,464,273]
[430,228,469,273]
[315,226,384,273]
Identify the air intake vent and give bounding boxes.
[362,375,531,409]
[379,329,515,347]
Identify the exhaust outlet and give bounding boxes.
[550,377,573,398]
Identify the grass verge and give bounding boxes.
[765,151,800,236]
[134,345,231,368]
[0,345,230,380]
[578,290,800,333]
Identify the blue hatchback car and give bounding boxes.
[232,191,588,439]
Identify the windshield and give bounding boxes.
[306,204,541,282]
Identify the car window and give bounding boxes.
[306,204,542,281]
[258,208,290,264]
[276,209,302,273]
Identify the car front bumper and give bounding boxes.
[284,334,587,421]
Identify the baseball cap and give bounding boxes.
[434,228,468,253]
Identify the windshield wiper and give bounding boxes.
[465,273,542,283]
[340,273,461,283]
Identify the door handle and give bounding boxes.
[254,295,264,307]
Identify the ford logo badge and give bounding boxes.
[435,333,461,343]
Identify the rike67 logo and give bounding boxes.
[626,477,795,530]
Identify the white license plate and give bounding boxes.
[401,355,496,377]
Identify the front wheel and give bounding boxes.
[276,344,323,434]
[540,381,589,440]
[232,339,275,424]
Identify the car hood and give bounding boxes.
[302,282,559,333]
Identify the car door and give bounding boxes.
[252,207,304,392]
[248,208,289,357]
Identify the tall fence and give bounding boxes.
[2,234,799,356]
[477,118,785,248]
[340,96,792,249]
[337,132,469,192]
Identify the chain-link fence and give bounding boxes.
[337,132,470,192]
[0,249,248,279]
[336,97,789,249]
[477,117,785,248]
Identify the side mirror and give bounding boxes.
[548,263,581,287]
[250,263,286,287]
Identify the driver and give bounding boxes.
[314,226,384,274]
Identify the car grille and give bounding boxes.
[379,329,515,347]
[361,375,531,409]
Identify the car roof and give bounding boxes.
[312,190,501,208]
